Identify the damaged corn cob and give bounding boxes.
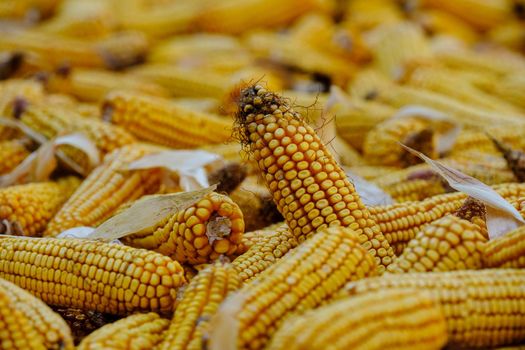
[483,226,525,268]
[386,198,487,273]
[44,144,164,237]
[0,177,81,237]
[52,307,116,345]
[157,262,241,350]
[0,278,74,349]
[121,192,245,265]
[337,269,525,348]
[103,91,232,148]
[267,289,448,350]
[77,313,169,350]
[237,84,394,270]
[209,226,377,350]
[0,236,186,314]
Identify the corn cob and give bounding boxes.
[77,312,168,349]
[157,262,241,350]
[0,283,47,350]
[415,9,479,44]
[121,192,245,265]
[441,154,517,185]
[44,144,164,237]
[370,183,525,255]
[369,22,433,80]
[0,236,186,314]
[230,176,283,232]
[0,140,29,175]
[130,64,230,99]
[450,128,525,157]
[267,289,448,350]
[0,278,74,349]
[363,116,436,167]
[52,307,116,345]
[47,68,169,102]
[381,178,448,203]
[210,226,377,350]
[0,177,81,237]
[387,198,487,273]
[421,0,512,30]
[337,269,525,348]
[232,223,297,282]
[488,75,525,110]
[347,165,401,181]
[196,0,327,35]
[238,222,286,252]
[483,226,525,268]
[103,91,232,148]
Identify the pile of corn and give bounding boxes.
[0,0,524,349]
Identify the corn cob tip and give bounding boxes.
[400,128,435,166]
[208,162,248,194]
[0,219,24,235]
[453,196,486,222]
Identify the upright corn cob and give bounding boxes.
[121,192,245,265]
[236,84,394,270]
[337,269,525,348]
[157,263,241,350]
[103,91,232,148]
[232,223,297,282]
[0,140,30,175]
[230,176,283,231]
[484,226,525,268]
[209,226,377,350]
[44,144,164,237]
[267,289,448,350]
[363,116,437,167]
[46,68,169,102]
[369,183,525,254]
[0,278,74,349]
[77,313,169,350]
[0,177,81,237]
[387,198,487,273]
[0,236,186,314]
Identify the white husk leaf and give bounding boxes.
[86,185,217,241]
[208,292,245,350]
[400,144,524,239]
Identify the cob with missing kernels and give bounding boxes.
[236,84,394,271]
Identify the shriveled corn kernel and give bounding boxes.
[77,313,169,350]
[0,236,186,314]
[157,262,241,350]
[484,225,525,268]
[337,269,525,348]
[0,177,81,237]
[236,84,394,271]
[44,144,164,237]
[0,278,74,350]
[209,226,377,350]
[268,289,448,350]
[122,192,245,265]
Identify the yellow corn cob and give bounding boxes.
[441,154,517,185]
[44,144,164,237]
[157,262,241,350]
[0,278,74,349]
[369,22,433,80]
[237,85,395,270]
[363,116,436,167]
[130,64,230,98]
[387,198,487,273]
[488,21,525,51]
[52,307,114,344]
[77,313,169,350]
[237,221,286,252]
[450,129,525,157]
[421,0,512,30]
[209,226,378,350]
[370,183,525,255]
[489,74,525,111]
[337,269,525,348]
[0,140,29,175]
[342,0,404,31]
[232,224,297,282]
[381,178,448,203]
[0,236,186,314]
[0,283,46,350]
[103,91,232,148]
[415,9,480,44]
[47,68,169,102]
[122,192,245,265]
[332,98,396,151]
[267,289,448,350]
[0,0,59,19]
[0,177,81,237]
[347,165,401,181]
[484,226,525,268]
[196,0,327,34]
[230,176,283,232]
